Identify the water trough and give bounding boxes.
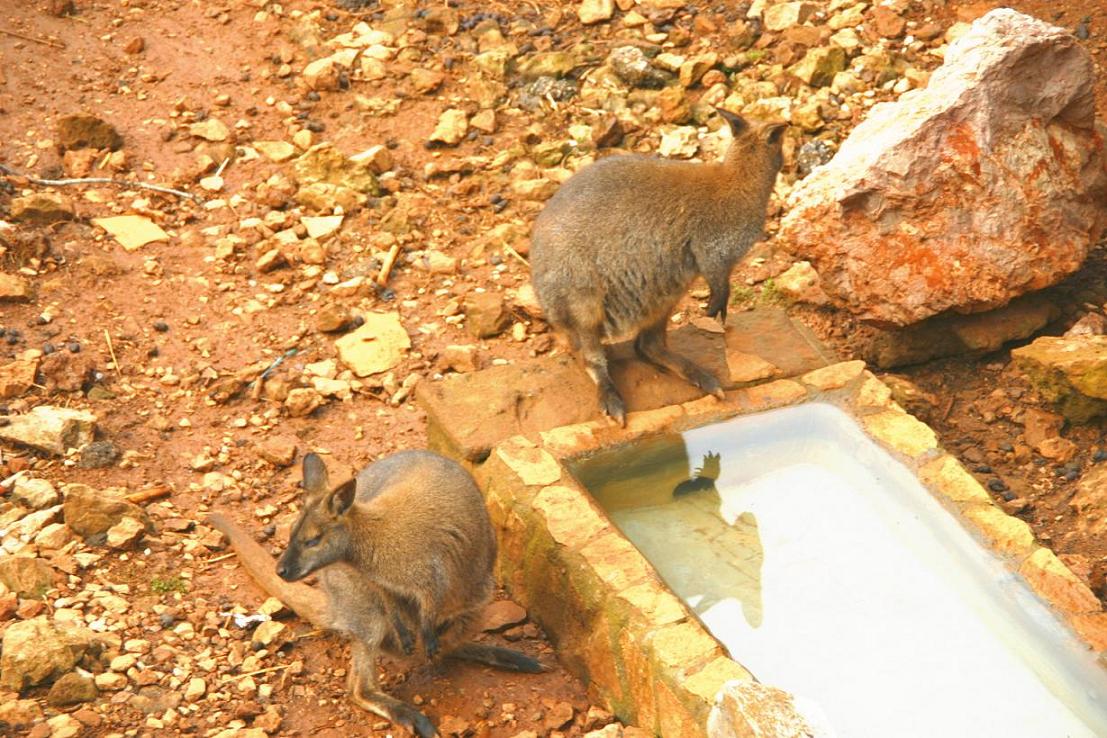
[470,360,1107,737]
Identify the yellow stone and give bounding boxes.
[918,455,991,505]
[741,379,807,411]
[801,359,866,391]
[855,374,894,408]
[650,621,722,674]
[625,405,684,434]
[539,423,596,457]
[726,350,779,384]
[617,581,687,628]
[534,484,609,548]
[683,656,753,703]
[92,215,169,252]
[495,440,561,487]
[860,409,938,459]
[579,532,652,592]
[962,505,1036,558]
[1019,547,1101,614]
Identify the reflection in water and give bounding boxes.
[572,441,765,629]
[570,404,1107,738]
[673,451,721,497]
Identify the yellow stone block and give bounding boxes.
[617,581,688,628]
[495,438,562,486]
[580,532,653,593]
[962,505,1036,558]
[860,409,938,459]
[800,359,866,390]
[1019,547,1101,615]
[625,405,685,434]
[539,423,597,457]
[534,484,610,549]
[742,379,807,411]
[855,373,894,408]
[683,656,753,703]
[919,455,992,505]
[650,621,723,675]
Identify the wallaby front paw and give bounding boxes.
[599,387,627,427]
[423,629,440,660]
[689,368,724,400]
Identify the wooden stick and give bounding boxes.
[502,243,529,266]
[206,552,238,566]
[103,329,121,374]
[219,663,291,685]
[0,164,198,201]
[376,242,402,286]
[125,484,171,505]
[0,28,66,49]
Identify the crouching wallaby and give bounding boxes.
[530,109,785,425]
[207,450,543,738]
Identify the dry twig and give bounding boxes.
[377,242,402,286]
[0,163,198,202]
[0,28,66,49]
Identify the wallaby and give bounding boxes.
[530,109,785,425]
[207,450,543,738]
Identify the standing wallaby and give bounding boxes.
[530,109,785,425]
[207,450,543,738]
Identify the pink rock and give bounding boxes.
[780,9,1107,327]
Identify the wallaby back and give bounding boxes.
[528,111,785,425]
[530,112,784,341]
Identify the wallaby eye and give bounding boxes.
[304,534,322,548]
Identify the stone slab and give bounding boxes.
[419,309,837,461]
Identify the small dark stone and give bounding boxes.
[78,440,121,469]
[306,91,321,102]
[159,612,177,629]
[67,341,81,353]
[43,342,56,355]
[1094,449,1107,463]
[306,120,325,133]
[147,347,160,358]
[1065,469,1080,482]
[987,478,1008,493]
[350,314,366,328]
[153,321,170,332]
[262,524,276,539]
[999,442,1014,452]
[972,464,992,474]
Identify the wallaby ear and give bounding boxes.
[715,107,749,137]
[763,122,787,145]
[325,479,357,518]
[302,453,330,497]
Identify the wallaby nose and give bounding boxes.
[276,562,291,581]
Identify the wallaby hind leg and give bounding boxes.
[634,317,725,399]
[435,607,546,673]
[567,322,626,426]
[349,639,437,738]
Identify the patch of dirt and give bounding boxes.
[1,0,1106,735]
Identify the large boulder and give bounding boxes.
[62,484,152,544]
[780,9,1107,326]
[0,617,96,691]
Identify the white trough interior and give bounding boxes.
[573,402,1107,738]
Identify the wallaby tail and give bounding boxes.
[446,643,546,673]
[206,512,331,630]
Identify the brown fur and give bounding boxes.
[530,110,785,424]
[207,450,542,738]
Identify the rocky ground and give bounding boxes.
[1,0,1107,736]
